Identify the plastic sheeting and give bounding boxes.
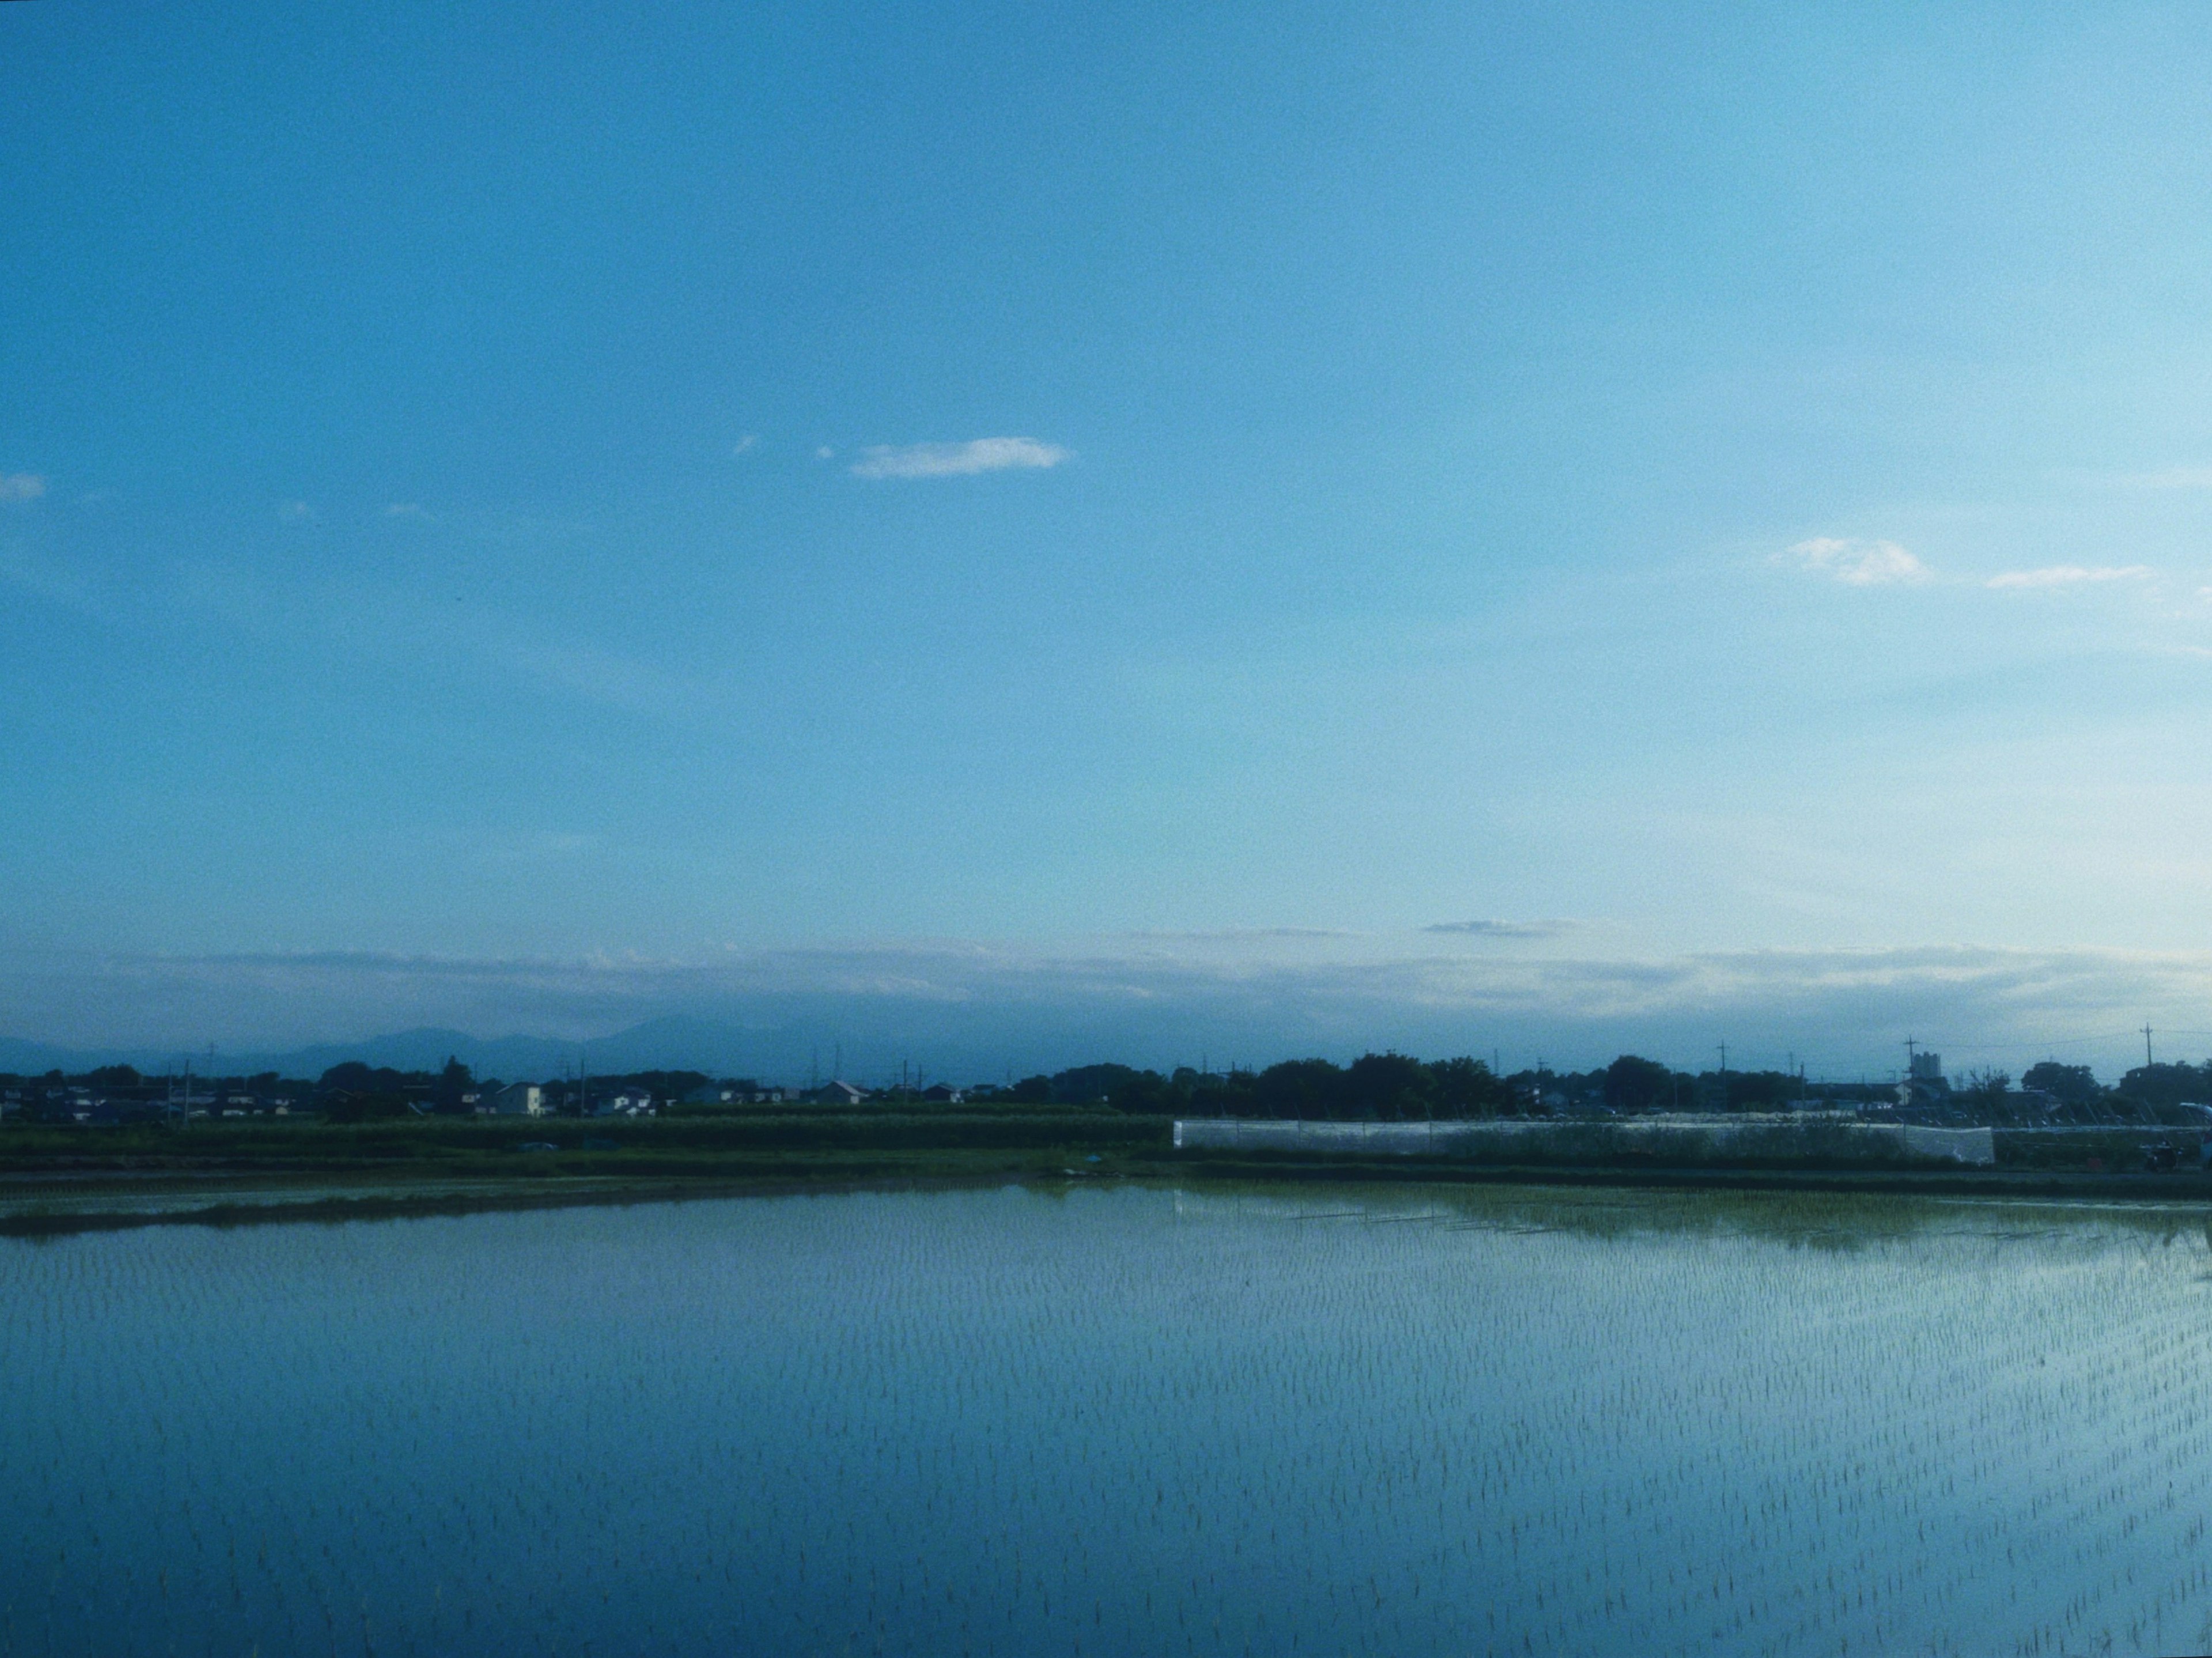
[1172,1117,1997,1166]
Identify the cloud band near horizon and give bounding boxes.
[3,940,2205,1084]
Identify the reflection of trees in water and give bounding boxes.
[1181,1177,2212,1258]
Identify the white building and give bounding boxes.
[1899,1051,1948,1110]
[485,1082,546,1117]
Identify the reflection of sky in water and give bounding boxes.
[6,1184,2211,1656]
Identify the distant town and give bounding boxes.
[6,1048,2211,1129]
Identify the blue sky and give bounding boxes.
[9,2,2212,1079]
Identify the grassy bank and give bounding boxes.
[0,1109,1169,1174]
[4,1112,2208,1234]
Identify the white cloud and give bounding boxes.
[384,502,427,519]
[1786,537,1931,586]
[1986,564,2152,589]
[0,473,46,502]
[851,437,1070,480]
[276,500,315,522]
[815,446,835,460]
[732,435,757,456]
[2112,465,2212,490]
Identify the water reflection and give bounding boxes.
[4,1182,2209,1656]
[1179,1175,2212,1251]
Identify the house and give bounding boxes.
[592,1090,655,1117]
[484,1082,546,1117]
[810,1079,866,1106]
[1898,1052,1949,1111]
[685,1082,770,1105]
[921,1083,964,1103]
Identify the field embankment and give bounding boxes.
[3,1110,2208,1232]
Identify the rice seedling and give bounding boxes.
[1,1183,2208,1655]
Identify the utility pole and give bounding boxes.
[2144,1023,2155,1068]
[1717,1043,1728,1111]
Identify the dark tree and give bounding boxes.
[1722,1070,1797,1110]
[1430,1057,1509,1119]
[433,1056,475,1114]
[1603,1055,1673,1113]
[2021,1061,2100,1105]
[1252,1058,1343,1121]
[1051,1064,1145,1106]
[2116,1061,2212,1111]
[1955,1067,2012,1110]
[1106,1070,1172,1114]
[1342,1052,1431,1120]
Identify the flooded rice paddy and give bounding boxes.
[5,1181,2211,1657]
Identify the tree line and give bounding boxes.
[13,1050,2202,1125]
[988,1053,1897,1119]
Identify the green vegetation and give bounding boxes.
[6,1047,2209,1229]
[0,1108,1170,1181]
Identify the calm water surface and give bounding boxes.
[5,1182,2211,1657]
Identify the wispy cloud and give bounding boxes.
[851,437,1070,480]
[1986,564,2152,589]
[0,545,89,608]
[2109,465,2212,490]
[384,502,429,519]
[6,940,2207,1079]
[276,500,315,522]
[1786,537,1932,586]
[1123,927,1355,944]
[1423,920,1569,939]
[731,435,757,456]
[0,473,46,502]
[132,551,716,723]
